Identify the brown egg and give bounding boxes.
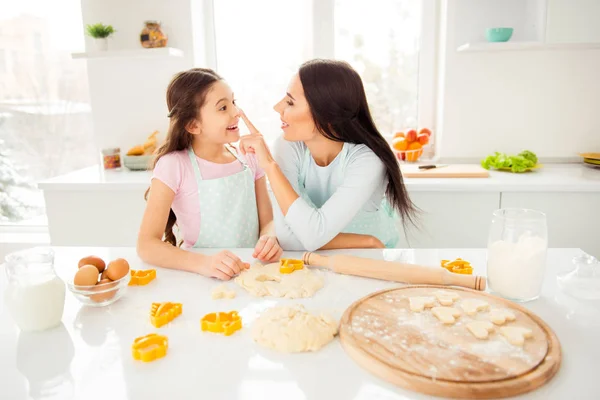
[90,278,117,302]
[100,270,110,280]
[74,265,100,287]
[106,258,130,281]
[78,256,106,273]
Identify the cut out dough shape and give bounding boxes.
[234,262,324,298]
[408,296,436,312]
[488,308,516,325]
[459,299,489,315]
[432,307,461,325]
[467,321,495,339]
[252,304,338,353]
[434,290,461,306]
[211,284,236,300]
[500,326,533,346]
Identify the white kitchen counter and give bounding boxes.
[1,247,599,400]
[38,163,600,192]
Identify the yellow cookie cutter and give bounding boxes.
[200,311,242,336]
[132,333,168,362]
[441,258,473,275]
[129,269,156,286]
[279,258,304,274]
[150,302,182,328]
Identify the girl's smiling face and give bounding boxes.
[188,80,241,144]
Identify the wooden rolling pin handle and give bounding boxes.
[303,252,487,291]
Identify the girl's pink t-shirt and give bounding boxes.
[151,149,265,248]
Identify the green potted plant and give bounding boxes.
[85,23,115,51]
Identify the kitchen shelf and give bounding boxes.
[71,47,184,59]
[457,42,600,52]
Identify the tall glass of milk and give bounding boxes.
[4,247,66,332]
[486,208,548,302]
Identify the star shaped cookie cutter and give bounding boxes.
[441,258,473,275]
[279,258,304,274]
[200,311,242,336]
[132,333,168,362]
[129,269,157,286]
[150,302,182,328]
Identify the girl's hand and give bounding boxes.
[238,110,276,170]
[201,250,250,280]
[253,235,283,262]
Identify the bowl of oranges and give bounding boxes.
[391,128,431,163]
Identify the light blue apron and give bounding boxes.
[298,144,400,248]
[187,146,259,248]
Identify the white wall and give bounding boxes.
[546,0,600,43]
[436,0,600,161]
[80,0,203,154]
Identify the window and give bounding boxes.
[0,1,94,224]
[212,0,436,142]
[213,0,312,138]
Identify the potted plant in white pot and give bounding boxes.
[85,23,115,51]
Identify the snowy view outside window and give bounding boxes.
[0,0,94,224]
[1,0,423,224]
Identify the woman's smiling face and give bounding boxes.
[273,73,318,141]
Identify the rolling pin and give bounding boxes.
[302,252,486,291]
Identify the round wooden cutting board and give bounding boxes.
[339,286,561,399]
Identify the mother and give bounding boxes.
[240,59,417,251]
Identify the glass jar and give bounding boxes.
[140,21,168,48]
[557,254,600,300]
[486,208,548,302]
[4,248,66,332]
[101,147,121,170]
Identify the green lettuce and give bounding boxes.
[481,150,538,173]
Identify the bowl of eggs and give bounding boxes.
[68,256,131,307]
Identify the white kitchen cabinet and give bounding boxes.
[500,192,600,257]
[397,192,501,249]
[43,189,146,247]
[38,164,600,252]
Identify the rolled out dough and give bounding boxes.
[234,262,324,298]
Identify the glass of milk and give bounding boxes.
[486,208,548,302]
[4,247,66,332]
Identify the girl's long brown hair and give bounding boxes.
[144,68,223,246]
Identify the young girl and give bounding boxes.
[137,68,283,280]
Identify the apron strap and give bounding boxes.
[225,144,249,168]
[188,148,204,181]
[188,145,250,182]
[299,147,311,188]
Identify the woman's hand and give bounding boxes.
[253,235,283,262]
[238,109,276,170]
[200,250,250,280]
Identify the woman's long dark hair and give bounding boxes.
[299,59,418,228]
[144,68,223,246]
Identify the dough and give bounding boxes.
[459,299,489,316]
[467,321,495,339]
[488,308,516,325]
[234,262,324,298]
[434,290,460,306]
[432,307,461,325]
[500,326,533,346]
[252,305,338,353]
[211,284,236,300]
[408,296,436,312]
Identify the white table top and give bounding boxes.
[1,247,599,400]
[38,163,600,192]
